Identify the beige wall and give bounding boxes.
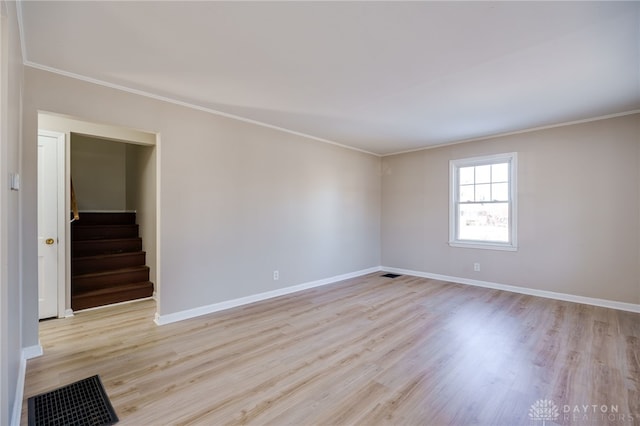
[1,1,24,424]
[382,113,640,304]
[22,67,381,324]
[125,143,157,284]
[71,134,128,210]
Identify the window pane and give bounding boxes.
[458,202,509,242]
[492,183,509,201]
[450,153,516,249]
[459,167,474,185]
[459,185,475,202]
[475,165,491,184]
[492,163,509,183]
[475,184,491,201]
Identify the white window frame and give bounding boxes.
[449,152,518,251]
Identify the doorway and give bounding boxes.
[37,112,158,319]
[70,135,155,310]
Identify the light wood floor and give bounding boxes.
[22,273,640,425]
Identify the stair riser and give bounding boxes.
[74,212,136,226]
[73,239,142,257]
[72,283,154,311]
[72,225,139,241]
[73,268,150,291]
[72,252,146,275]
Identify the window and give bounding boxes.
[449,153,517,251]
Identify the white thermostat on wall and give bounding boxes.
[10,173,20,191]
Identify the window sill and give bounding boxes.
[449,241,518,252]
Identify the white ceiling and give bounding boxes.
[19,1,640,155]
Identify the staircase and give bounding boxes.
[71,212,154,311]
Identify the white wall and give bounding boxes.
[382,113,640,304]
[22,67,381,325]
[0,1,24,424]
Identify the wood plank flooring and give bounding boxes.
[22,273,640,425]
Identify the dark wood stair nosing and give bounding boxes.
[72,251,147,275]
[73,251,147,262]
[72,212,137,226]
[72,237,142,245]
[72,266,150,292]
[73,281,154,297]
[72,237,143,256]
[71,224,140,241]
[71,224,138,229]
[73,265,149,279]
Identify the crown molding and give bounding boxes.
[23,61,380,157]
[383,109,640,157]
[21,59,639,159]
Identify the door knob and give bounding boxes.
[45,238,55,245]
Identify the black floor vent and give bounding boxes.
[381,273,402,278]
[28,375,118,426]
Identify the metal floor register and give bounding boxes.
[28,375,118,426]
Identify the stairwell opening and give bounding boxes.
[70,134,156,311]
[38,112,158,317]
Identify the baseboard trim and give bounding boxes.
[22,344,43,360]
[11,358,26,426]
[382,266,640,313]
[73,296,155,314]
[155,267,382,325]
[12,344,43,426]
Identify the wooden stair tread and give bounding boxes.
[71,281,154,311]
[73,251,146,261]
[72,224,139,240]
[72,238,143,256]
[73,265,149,279]
[73,237,142,244]
[72,224,138,229]
[72,251,147,276]
[73,212,136,225]
[73,281,153,297]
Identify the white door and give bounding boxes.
[38,132,61,319]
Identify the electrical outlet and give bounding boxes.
[473,263,481,272]
[273,270,279,281]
